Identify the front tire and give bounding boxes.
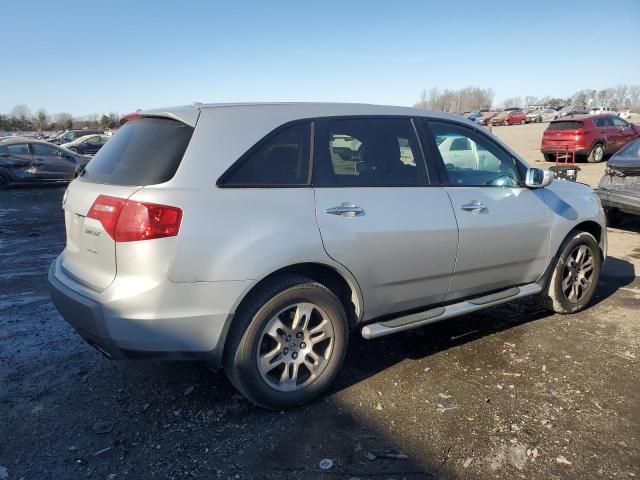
[539,231,601,314]
[587,143,604,163]
[223,275,348,409]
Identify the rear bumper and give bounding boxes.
[541,147,590,156]
[48,259,252,367]
[597,188,640,215]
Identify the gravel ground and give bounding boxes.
[1,136,639,479]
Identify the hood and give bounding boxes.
[607,158,640,176]
[607,140,640,175]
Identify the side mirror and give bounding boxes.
[525,167,553,188]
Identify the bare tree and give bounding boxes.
[415,86,493,112]
[33,108,50,131]
[53,112,74,130]
[9,104,31,123]
[500,97,524,109]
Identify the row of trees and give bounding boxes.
[415,87,495,113]
[0,104,122,132]
[416,84,640,113]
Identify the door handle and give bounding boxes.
[460,201,487,213]
[326,203,365,217]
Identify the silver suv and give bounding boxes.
[49,103,607,409]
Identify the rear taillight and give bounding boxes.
[87,195,182,242]
[87,195,125,240]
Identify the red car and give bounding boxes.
[490,109,526,126]
[541,114,640,163]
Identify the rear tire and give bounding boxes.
[543,153,555,163]
[539,231,601,314]
[587,143,605,163]
[223,274,348,409]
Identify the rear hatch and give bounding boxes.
[542,120,585,150]
[59,115,195,291]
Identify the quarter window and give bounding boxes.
[428,121,520,187]
[320,118,424,186]
[221,123,311,186]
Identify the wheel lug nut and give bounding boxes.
[292,352,298,359]
[300,342,306,348]
[296,332,303,338]
[283,348,289,355]
[286,335,291,341]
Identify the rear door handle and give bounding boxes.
[326,203,365,217]
[460,202,487,213]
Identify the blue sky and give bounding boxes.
[2,0,639,116]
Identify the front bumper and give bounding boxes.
[48,259,252,367]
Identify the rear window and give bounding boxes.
[82,117,193,186]
[547,121,584,131]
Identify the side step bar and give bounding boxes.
[361,283,542,340]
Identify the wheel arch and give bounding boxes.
[539,221,605,289]
[208,262,363,370]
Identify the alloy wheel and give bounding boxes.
[561,245,595,303]
[256,302,335,392]
[594,145,604,162]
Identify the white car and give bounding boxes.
[590,107,618,115]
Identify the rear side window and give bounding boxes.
[219,122,311,186]
[0,143,30,155]
[316,117,425,187]
[547,121,584,130]
[82,117,193,186]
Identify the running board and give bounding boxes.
[361,283,542,339]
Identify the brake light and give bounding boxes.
[87,195,182,242]
[87,195,125,240]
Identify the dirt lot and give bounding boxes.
[1,126,639,479]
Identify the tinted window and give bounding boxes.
[0,143,30,155]
[33,143,60,156]
[428,121,519,187]
[547,121,584,130]
[320,118,424,186]
[83,117,193,186]
[221,123,311,186]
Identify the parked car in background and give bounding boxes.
[597,138,640,227]
[50,129,105,145]
[526,108,557,123]
[49,102,606,409]
[61,134,110,155]
[619,110,632,121]
[476,112,498,125]
[463,112,482,122]
[554,106,588,119]
[541,114,640,163]
[0,138,89,188]
[491,110,526,126]
[590,107,618,116]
